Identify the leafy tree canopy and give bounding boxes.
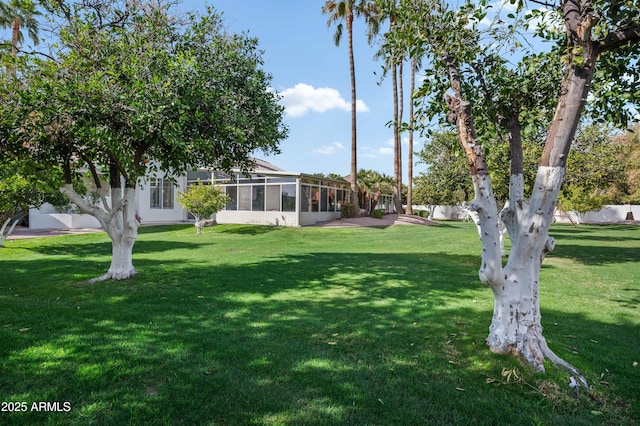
[177,181,230,234]
[2,0,288,191]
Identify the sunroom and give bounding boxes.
[184,166,351,227]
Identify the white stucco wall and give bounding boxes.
[300,211,341,226]
[216,211,299,227]
[413,204,640,223]
[136,174,186,224]
[554,205,640,224]
[29,209,102,229]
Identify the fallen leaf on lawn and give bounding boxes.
[590,411,603,416]
[327,341,337,345]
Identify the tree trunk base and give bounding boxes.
[488,328,589,389]
[84,267,137,284]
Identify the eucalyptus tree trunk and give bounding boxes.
[61,184,138,283]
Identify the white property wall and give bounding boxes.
[29,207,102,229]
[413,205,640,223]
[554,205,640,224]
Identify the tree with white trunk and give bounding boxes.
[1,0,287,282]
[387,0,640,386]
[177,182,230,235]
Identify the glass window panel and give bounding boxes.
[238,186,251,210]
[311,186,319,212]
[266,185,280,211]
[162,179,174,209]
[327,188,336,211]
[187,170,213,182]
[150,178,160,209]
[282,184,296,212]
[301,185,311,212]
[239,174,265,184]
[320,188,329,212]
[267,177,297,183]
[225,186,237,211]
[252,185,265,211]
[302,177,320,185]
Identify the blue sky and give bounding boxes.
[181,1,418,179]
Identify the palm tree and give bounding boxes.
[406,53,423,215]
[358,169,395,214]
[0,0,41,76]
[322,1,379,217]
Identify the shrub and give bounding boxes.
[371,209,384,219]
[341,203,355,218]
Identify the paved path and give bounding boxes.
[312,214,441,228]
[7,226,103,240]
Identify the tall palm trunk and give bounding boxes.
[392,61,403,214]
[11,18,20,57]
[406,56,416,215]
[347,11,361,216]
[9,18,20,77]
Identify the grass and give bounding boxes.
[0,221,638,425]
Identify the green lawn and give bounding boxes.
[1,222,638,425]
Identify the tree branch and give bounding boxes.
[60,183,104,221]
[81,154,110,210]
[597,24,640,54]
[0,43,59,62]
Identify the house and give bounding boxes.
[29,159,353,229]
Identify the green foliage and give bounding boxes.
[177,182,230,223]
[614,123,640,204]
[413,130,473,206]
[559,186,609,215]
[0,156,64,224]
[370,208,384,218]
[559,124,625,212]
[2,0,287,190]
[341,202,356,218]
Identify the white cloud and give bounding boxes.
[279,83,369,118]
[313,142,345,155]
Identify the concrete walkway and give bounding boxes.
[7,226,104,240]
[312,214,441,228]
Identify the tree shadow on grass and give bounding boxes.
[1,250,638,425]
[550,224,640,242]
[218,224,285,236]
[549,244,640,265]
[3,236,212,264]
[546,224,640,265]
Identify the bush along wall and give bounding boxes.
[341,203,355,218]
